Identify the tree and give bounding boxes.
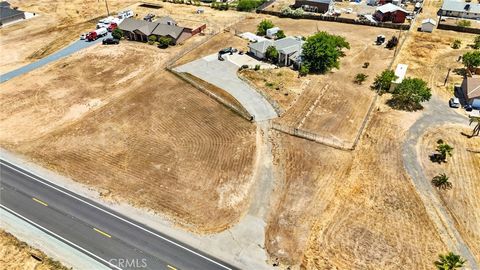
[354,73,368,85]
[265,46,279,63]
[389,77,432,111]
[148,35,157,45]
[431,173,452,190]
[463,51,480,70]
[257,19,274,36]
[457,19,471,28]
[451,39,461,49]
[473,35,480,49]
[112,28,123,40]
[301,31,350,74]
[435,139,454,163]
[434,252,466,270]
[236,0,264,11]
[386,36,399,49]
[276,30,286,39]
[371,69,397,95]
[158,36,173,48]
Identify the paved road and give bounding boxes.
[402,96,479,270]
[174,54,278,121]
[0,159,237,270]
[0,35,110,84]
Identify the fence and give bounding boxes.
[437,23,480,34]
[257,10,411,30]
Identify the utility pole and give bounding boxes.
[105,0,110,16]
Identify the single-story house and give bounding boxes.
[421,18,437,32]
[293,0,334,13]
[461,76,480,105]
[0,1,25,26]
[439,0,480,20]
[118,17,205,44]
[373,3,408,23]
[390,63,408,91]
[248,36,304,66]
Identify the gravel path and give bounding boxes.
[402,95,479,269]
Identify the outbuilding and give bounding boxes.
[293,0,334,13]
[266,27,280,39]
[390,63,408,91]
[420,18,437,32]
[373,3,408,23]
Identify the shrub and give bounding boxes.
[452,39,461,49]
[386,36,399,49]
[254,64,261,70]
[236,0,264,11]
[372,69,396,94]
[354,73,368,85]
[457,19,471,28]
[463,50,480,69]
[148,35,157,45]
[276,30,286,39]
[158,36,173,48]
[265,46,279,63]
[473,35,480,49]
[112,28,123,40]
[299,65,309,76]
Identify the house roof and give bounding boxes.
[421,18,437,25]
[376,3,408,14]
[441,0,480,14]
[119,17,185,39]
[465,76,480,99]
[118,18,148,32]
[274,37,304,54]
[151,23,185,39]
[0,6,24,20]
[393,64,408,84]
[249,40,274,53]
[298,0,332,4]
[0,1,10,7]
[156,16,176,25]
[137,21,158,35]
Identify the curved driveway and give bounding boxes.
[402,96,478,269]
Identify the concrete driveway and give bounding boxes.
[0,34,110,84]
[174,54,278,122]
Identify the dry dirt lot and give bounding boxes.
[268,100,447,269]
[419,125,480,264]
[0,230,69,270]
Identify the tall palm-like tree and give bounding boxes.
[434,252,466,270]
[431,173,452,190]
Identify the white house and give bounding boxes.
[248,36,304,66]
[440,0,480,19]
[421,18,437,32]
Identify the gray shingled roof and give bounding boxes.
[249,40,274,53]
[151,23,185,39]
[119,17,185,39]
[156,16,176,25]
[0,6,24,20]
[301,0,332,4]
[118,18,148,32]
[441,0,480,13]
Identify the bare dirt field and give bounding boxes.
[0,230,68,270]
[268,101,447,269]
[419,125,480,263]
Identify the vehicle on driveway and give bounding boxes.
[218,47,237,55]
[449,97,460,108]
[102,38,119,45]
[464,104,473,112]
[87,27,108,41]
[107,22,118,32]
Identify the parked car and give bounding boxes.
[218,47,237,55]
[218,54,225,61]
[449,97,460,108]
[80,33,88,40]
[464,104,473,112]
[102,38,120,45]
[107,22,118,32]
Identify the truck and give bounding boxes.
[118,10,133,20]
[107,22,118,32]
[96,16,114,29]
[86,27,108,41]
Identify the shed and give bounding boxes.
[373,3,408,23]
[390,63,408,91]
[293,0,333,13]
[421,18,436,32]
[266,27,280,39]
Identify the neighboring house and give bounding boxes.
[461,76,480,105]
[373,3,408,23]
[439,0,480,20]
[421,18,437,32]
[293,0,334,13]
[0,1,25,26]
[390,63,408,91]
[118,17,205,44]
[248,36,304,66]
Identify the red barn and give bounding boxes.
[373,3,408,23]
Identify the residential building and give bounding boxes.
[248,36,304,66]
[439,0,480,20]
[0,1,25,26]
[421,18,437,32]
[373,3,408,23]
[118,17,205,45]
[293,0,334,13]
[461,76,480,104]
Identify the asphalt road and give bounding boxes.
[0,159,238,270]
[0,34,110,84]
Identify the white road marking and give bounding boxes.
[0,160,233,270]
[0,204,122,270]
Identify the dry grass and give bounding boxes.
[0,230,69,270]
[419,125,480,264]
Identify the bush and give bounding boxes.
[473,35,480,49]
[452,39,461,49]
[386,36,399,49]
[276,30,286,39]
[371,69,397,95]
[457,20,471,28]
[299,65,309,76]
[257,19,274,36]
[281,6,303,17]
[301,31,350,74]
[265,46,279,63]
[158,36,173,48]
[236,0,264,11]
[254,64,261,70]
[112,28,123,40]
[463,50,480,69]
[354,73,368,85]
[148,35,157,45]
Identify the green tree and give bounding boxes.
[436,139,454,162]
[431,173,452,190]
[236,0,264,11]
[276,30,286,39]
[371,69,397,95]
[354,73,368,85]
[457,19,471,28]
[390,77,432,111]
[301,31,350,74]
[112,28,123,40]
[257,19,274,36]
[148,35,157,45]
[463,51,480,69]
[451,39,461,49]
[434,252,466,270]
[265,46,279,63]
[473,35,480,49]
[158,36,173,48]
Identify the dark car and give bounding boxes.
[218,47,237,55]
[102,38,119,45]
[449,97,460,108]
[464,104,473,112]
